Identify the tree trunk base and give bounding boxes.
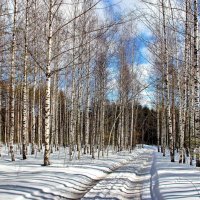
[196,154,200,167]
[190,158,193,166]
[43,159,50,166]
[11,153,15,161]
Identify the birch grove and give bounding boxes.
[0,0,156,165]
[146,0,200,167]
[2,0,200,170]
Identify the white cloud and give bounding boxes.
[136,63,152,82]
[100,0,185,37]
[135,62,154,107]
[109,0,159,36]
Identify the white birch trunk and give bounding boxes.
[130,100,134,151]
[157,90,160,152]
[84,54,90,154]
[31,66,36,155]
[44,0,52,166]
[193,0,200,167]
[162,0,174,162]
[22,0,29,160]
[9,0,17,161]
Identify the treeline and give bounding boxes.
[0,83,156,154]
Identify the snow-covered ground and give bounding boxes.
[0,145,200,200]
[151,150,200,200]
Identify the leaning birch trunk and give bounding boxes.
[97,105,101,158]
[118,104,122,151]
[112,105,117,152]
[44,0,52,166]
[157,89,160,152]
[161,71,166,156]
[77,64,83,160]
[133,102,138,147]
[117,101,122,151]
[91,102,97,159]
[84,81,90,154]
[193,0,200,167]
[38,70,42,151]
[177,60,184,163]
[9,0,17,161]
[64,72,70,147]
[61,97,65,147]
[17,89,21,146]
[84,52,90,154]
[130,100,134,151]
[100,100,105,157]
[31,66,36,155]
[120,104,124,151]
[50,79,54,153]
[5,97,9,145]
[50,67,58,151]
[69,64,75,161]
[107,104,125,155]
[125,106,129,150]
[162,0,174,162]
[22,0,29,160]
[171,70,176,155]
[189,63,195,165]
[54,72,59,150]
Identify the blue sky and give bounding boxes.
[101,0,154,106]
[102,0,153,64]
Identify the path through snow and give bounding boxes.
[0,146,200,199]
[82,148,153,200]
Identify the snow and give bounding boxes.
[151,151,200,200]
[0,145,200,199]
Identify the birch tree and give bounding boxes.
[193,0,200,167]
[44,0,53,166]
[9,0,17,161]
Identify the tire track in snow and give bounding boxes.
[81,149,154,200]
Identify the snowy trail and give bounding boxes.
[82,148,154,200]
[0,147,151,200]
[1,146,200,199]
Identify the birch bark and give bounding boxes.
[9,0,17,161]
[44,0,53,166]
